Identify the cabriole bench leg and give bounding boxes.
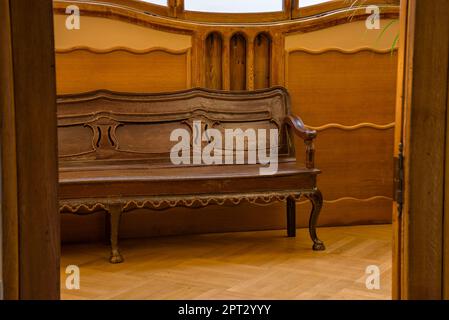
[286,197,296,237]
[306,189,325,251]
[109,204,124,264]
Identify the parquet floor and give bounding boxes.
[61,225,392,300]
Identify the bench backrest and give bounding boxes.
[57,87,296,168]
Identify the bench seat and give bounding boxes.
[57,87,325,263]
[60,162,320,198]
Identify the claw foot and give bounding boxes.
[109,250,124,264]
[312,241,326,251]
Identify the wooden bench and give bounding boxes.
[58,87,324,263]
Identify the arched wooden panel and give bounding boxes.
[230,33,247,90]
[254,32,271,89]
[205,32,223,90]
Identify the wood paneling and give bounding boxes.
[53,15,192,51]
[297,128,395,201]
[286,49,397,225]
[230,34,247,91]
[293,0,400,18]
[62,196,392,244]
[56,47,190,94]
[205,33,223,90]
[54,0,399,25]
[284,20,400,53]
[287,49,398,126]
[53,0,399,36]
[1,0,59,300]
[254,33,272,89]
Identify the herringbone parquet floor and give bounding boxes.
[61,225,392,300]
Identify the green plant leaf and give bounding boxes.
[376,19,399,45]
[391,34,400,55]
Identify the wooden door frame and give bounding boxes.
[392,0,409,300]
[1,0,60,300]
[396,0,449,300]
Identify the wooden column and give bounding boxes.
[191,32,203,87]
[0,0,60,300]
[222,33,231,91]
[271,32,285,86]
[246,35,255,91]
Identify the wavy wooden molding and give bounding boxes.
[56,46,190,55]
[298,196,393,205]
[325,196,393,204]
[287,47,399,55]
[60,202,107,213]
[306,122,395,131]
[61,195,392,213]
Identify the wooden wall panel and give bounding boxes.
[296,128,394,200]
[205,33,223,90]
[287,49,398,224]
[254,33,272,89]
[62,197,392,244]
[230,34,247,91]
[53,15,192,52]
[287,49,398,126]
[56,48,190,94]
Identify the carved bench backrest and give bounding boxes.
[57,87,295,168]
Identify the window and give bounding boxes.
[184,0,284,13]
[141,0,168,6]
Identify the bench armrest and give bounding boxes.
[284,115,317,169]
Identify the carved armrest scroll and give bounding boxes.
[284,115,317,169]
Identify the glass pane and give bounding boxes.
[141,0,168,6]
[185,0,284,13]
[298,0,332,8]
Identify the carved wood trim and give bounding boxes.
[55,46,190,55]
[324,196,393,204]
[296,196,393,206]
[60,202,107,214]
[57,87,294,161]
[53,1,398,33]
[57,86,291,104]
[58,107,274,125]
[292,0,400,18]
[59,190,318,214]
[306,122,396,131]
[286,47,399,55]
